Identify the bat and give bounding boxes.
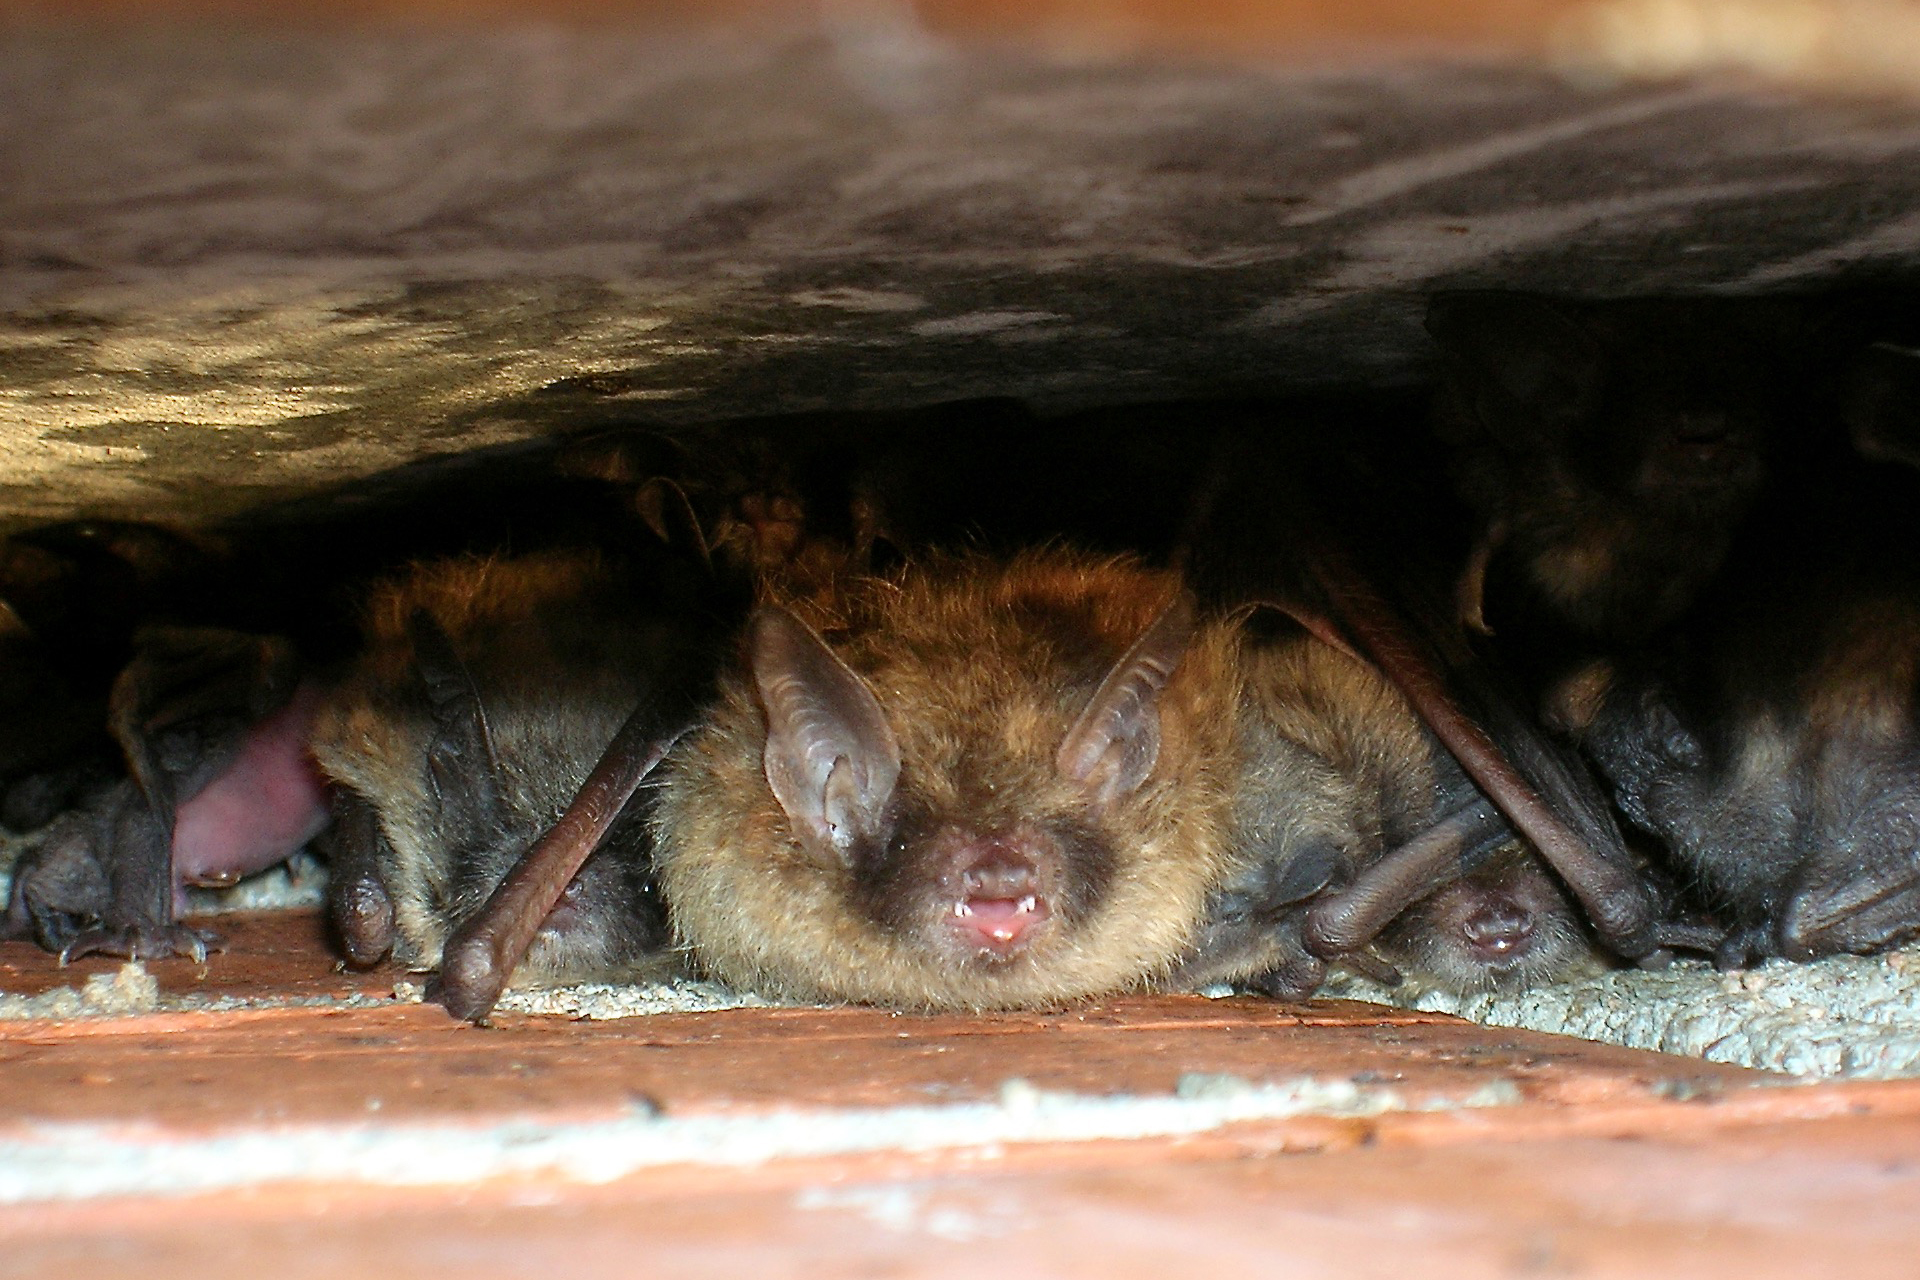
[649,550,1244,1009]
[649,544,1612,1011]
[1546,342,1920,965]
[0,453,666,964]
[1174,410,1689,989]
[5,625,330,960]
[1426,291,1791,655]
[1369,843,1606,994]
[310,548,720,1015]
[1172,608,1608,997]
[0,521,230,830]
[409,392,1639,1017]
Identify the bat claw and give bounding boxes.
[58,922,223,964]
[1633,947,1675,971]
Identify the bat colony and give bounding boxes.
[3,290,1917,1025]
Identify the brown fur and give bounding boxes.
[652,551,1245,1010]
[653,549,1598,1009]
[1179,625,1602,994]
[311,550,677,986]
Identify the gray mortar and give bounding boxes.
[1321,950,1920,1079]
[6,832,1920,1081]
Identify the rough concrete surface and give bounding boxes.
[6,9,1920,528]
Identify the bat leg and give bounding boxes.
[1715,924,1776,971]
[434,700,693,1024]
[15,628,305,961]
[1303,797,1511,961]
[324,788,396,967]
[12,781,221,963]
[1287,517,1663,962]
[1651,922,1724,955]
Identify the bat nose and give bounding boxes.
[1462,898,1535,959]
[961,855,1039,901]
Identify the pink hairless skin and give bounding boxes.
[170,682,331,909]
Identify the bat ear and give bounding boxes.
[632,477,713,565]
[1841,342,1920,472]
[1426,292,1604,447]
[1056,592,1195,811]
[752,605,901,865]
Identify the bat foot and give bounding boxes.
[1245,953,1328,1000]
[58,922,223,964]
[1713,926,1774,971]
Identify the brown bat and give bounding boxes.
[1368,844,1607,994]
[648,548,1606,1010]
[432,397,1630,1018]
[310,549,719,1008]
[650,551,1241,1009]
[1427,291,1792,652]
[1547,343,1920,966]
[4,622,330,962]
[1172,605,1609,998]
[1174,413,1684,987]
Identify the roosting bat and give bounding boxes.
[310,549,720,1009]
[1548,345,1920,965]
[649,550,1244,1009]
[649,547,1609,1010]
[0,463,664,964]
[1427,291,1791,655]
[1174,411,1688,991]
[1368,844,1607,993]
[5,626,330,960]
[424,398,1629,1018]
[1172,604,1608,998]
[0,521,230,830]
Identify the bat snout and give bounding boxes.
[1460,895,1536,960]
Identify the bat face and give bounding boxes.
[6,625,328,962]
[652,552,1246,1010]
[1372,845,1603,994]
[1178,624,1608,997]
[1429,293,1787,641]
[311,550,695,987]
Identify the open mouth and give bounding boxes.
[951,892,1051,955]
[946,851,1054,958]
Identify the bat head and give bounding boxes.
[1429,293,1785,638]
[653,553,1242,1010]
[1373,845,1605,994]
[1428,292,1779,510]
